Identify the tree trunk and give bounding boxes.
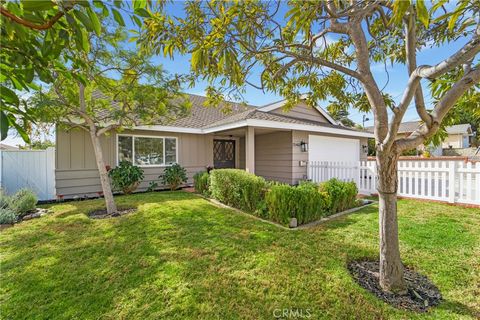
[376,151,407,294]
[89,128,117,215]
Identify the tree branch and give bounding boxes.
[395,67,480,151]
[279,49,363,80]
[0,6,70,30]
[384,30,480,148]
[384,8,431,148]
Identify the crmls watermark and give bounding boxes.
[273,308,312,319]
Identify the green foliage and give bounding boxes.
[108,161,144,194]
[0,190,10,209]
[0,208,16,224]
[264,182,331,226]
[0,0,156,142]
[428,68,480,147]
[161,163,187,191]
[209,169,267,213]
[193,171,210,196]
[20,140,55,150]
[9,188,37,217]
[320,179,358,214]
[326,106,356,127]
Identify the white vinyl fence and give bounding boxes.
[308,160,480,206]
[0,147,56,200]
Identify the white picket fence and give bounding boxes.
[0,147,56,200]
[307,160,480,206]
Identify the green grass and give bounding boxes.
[1,192,479,319]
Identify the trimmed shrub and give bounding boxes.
[265,182,331,225]
[0,208,16,224]
[109,161,144,194]
[319,178,358,213]
[161,163,188,190]
[9,188,37,217]
[209,169,267,212]
[193,171,210,196]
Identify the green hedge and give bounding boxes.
[207,170,358,226]
[264,182,331,225]
[209,169,267,213]
[193,171,210,196]
[319,178,358,213]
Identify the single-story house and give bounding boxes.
[55,94,372,198]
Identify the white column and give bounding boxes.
[245,127,255,174]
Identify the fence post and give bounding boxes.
[448,161,456,203]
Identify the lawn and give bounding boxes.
[0,192,478,319]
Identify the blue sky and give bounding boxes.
[4,1,470,146]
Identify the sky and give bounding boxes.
[3,1,472,147]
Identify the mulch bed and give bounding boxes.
[348,259,442,312]
[88,207,136,219]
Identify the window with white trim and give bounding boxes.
[117,135,177,166]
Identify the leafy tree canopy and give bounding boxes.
[0,0,156,141]
[141,0,479,145]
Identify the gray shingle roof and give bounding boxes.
[92,91,366,133]
[446,124,471,134]
[168,94,254,128]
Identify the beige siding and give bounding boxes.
[270,102,329,123]
[239,137,246,169]
[442,134,464,148]
[56,128,213,198]
[254,131,293,184]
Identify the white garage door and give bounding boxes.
[308,135,360,162]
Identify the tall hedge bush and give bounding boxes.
[193,171,210,196]
[209,169,267,212]
[265,182,331,225]
[319,178,358,213]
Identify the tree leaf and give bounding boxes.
[112,8,125,26]
[86,7,102,35]
[391,0,411,25]
[9,115,30,143]
[416,0,429,28]
[448,2,467,31]
[1,86,19,106]
[134,8,150,18]
[21,0,54,11]
[132,15,143,28]
[74,9,94,32]
[0,111,9,141]
[133,0,147,10]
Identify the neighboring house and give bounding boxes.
[443,124,473,149]
[55,94,372,198]
[366,121,473,155]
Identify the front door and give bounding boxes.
[213,139,236,168]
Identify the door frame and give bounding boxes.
[213,136,240,168]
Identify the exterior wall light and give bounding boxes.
[300,141,308,152]
[362,144,368,153]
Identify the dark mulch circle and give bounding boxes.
[88,207,136,219]
[348,259,442,312]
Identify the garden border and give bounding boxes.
[196,193,376,231]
